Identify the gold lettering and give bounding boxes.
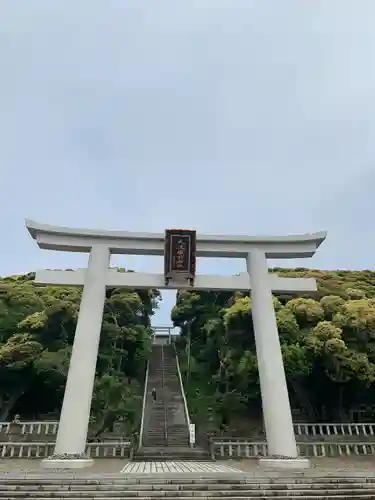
[173,237,189,270]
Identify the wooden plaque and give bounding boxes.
[164,229,196,280]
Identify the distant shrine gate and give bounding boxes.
[26,220,326,468]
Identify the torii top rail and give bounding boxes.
[26,220,326,294]
[26,219,326,258]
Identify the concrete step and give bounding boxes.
[134,450,212,460]
[133,456,211,461]
[3,493,375,499]
[5,482,375,490]
[166,436,189,440]
[165,436,189,440]
[0,489,374,500]
[3,478,375,485]
[166,441,190,445]
[142,345,190,453]
[166,438,190,441]
[1,491,375,499]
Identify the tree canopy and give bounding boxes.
[0,271,160,436]
[3,267,375,438]
[171,269,375,435]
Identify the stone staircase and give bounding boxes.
[140,345,168,448]
[134,343,210,460]
[2,475,375,498]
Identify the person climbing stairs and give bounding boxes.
[133,343,211,461]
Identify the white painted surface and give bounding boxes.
[26,219,326,258]
[189,424,196,446]
[53,245,110,456]
[174,344,192,442]
[247,249,298,458]
[138,361,149,449]
[41,458,94,469]
[34,269,318,294]
[121,461,242,474]
[259,458,310,469]
[153,336,170,345]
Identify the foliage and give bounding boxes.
[171,269,375,431]
[0,271,160,434]
[4,266,375,436]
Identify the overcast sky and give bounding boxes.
[1,1,375,325]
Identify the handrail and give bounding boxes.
[211,439,375,459]
[138,359,150,449]
[4,420,59,425]
[2,420,375,427]
[161,344,168,445]
[174,343,193,446]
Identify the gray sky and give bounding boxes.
[1,1,375,325]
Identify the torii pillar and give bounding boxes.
[25,220,326,469]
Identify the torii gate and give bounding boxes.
[26,220,326,469]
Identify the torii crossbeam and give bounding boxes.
[34,268,317,294]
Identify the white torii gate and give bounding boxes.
[26,220,326,469]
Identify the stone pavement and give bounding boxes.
[121,461,243,474]
[0,456,375,477]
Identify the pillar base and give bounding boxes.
[41,454,94,469]
[259,457,310,470]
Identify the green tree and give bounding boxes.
[171,269,375,431]
[0,270,158,429]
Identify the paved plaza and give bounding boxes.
[0,457,375,478]
[121,461,244,475]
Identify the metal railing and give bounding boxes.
[161,344,168,445]
[138,360,150,449]
[174,343,193,446]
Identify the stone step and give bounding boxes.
[165,441,190,444]
[156,432,188,435]
[134,453,212,460]
[135,445,209,462]
[142,441,169,444]
[1,497,374,500]
[166,438,189,442]
[165,436,189,439]
[165,430,189,434]
[143,427,167,431]
[1,491,375,497]
[3,478,375,485]
[134,447,209,453]
[143,435,188,441]
[1,493,375,499]
[162,445,191,448]
[133,456,211,461]
[165,438,190,442]
[4,483,375,491]
[141,344,190,455]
